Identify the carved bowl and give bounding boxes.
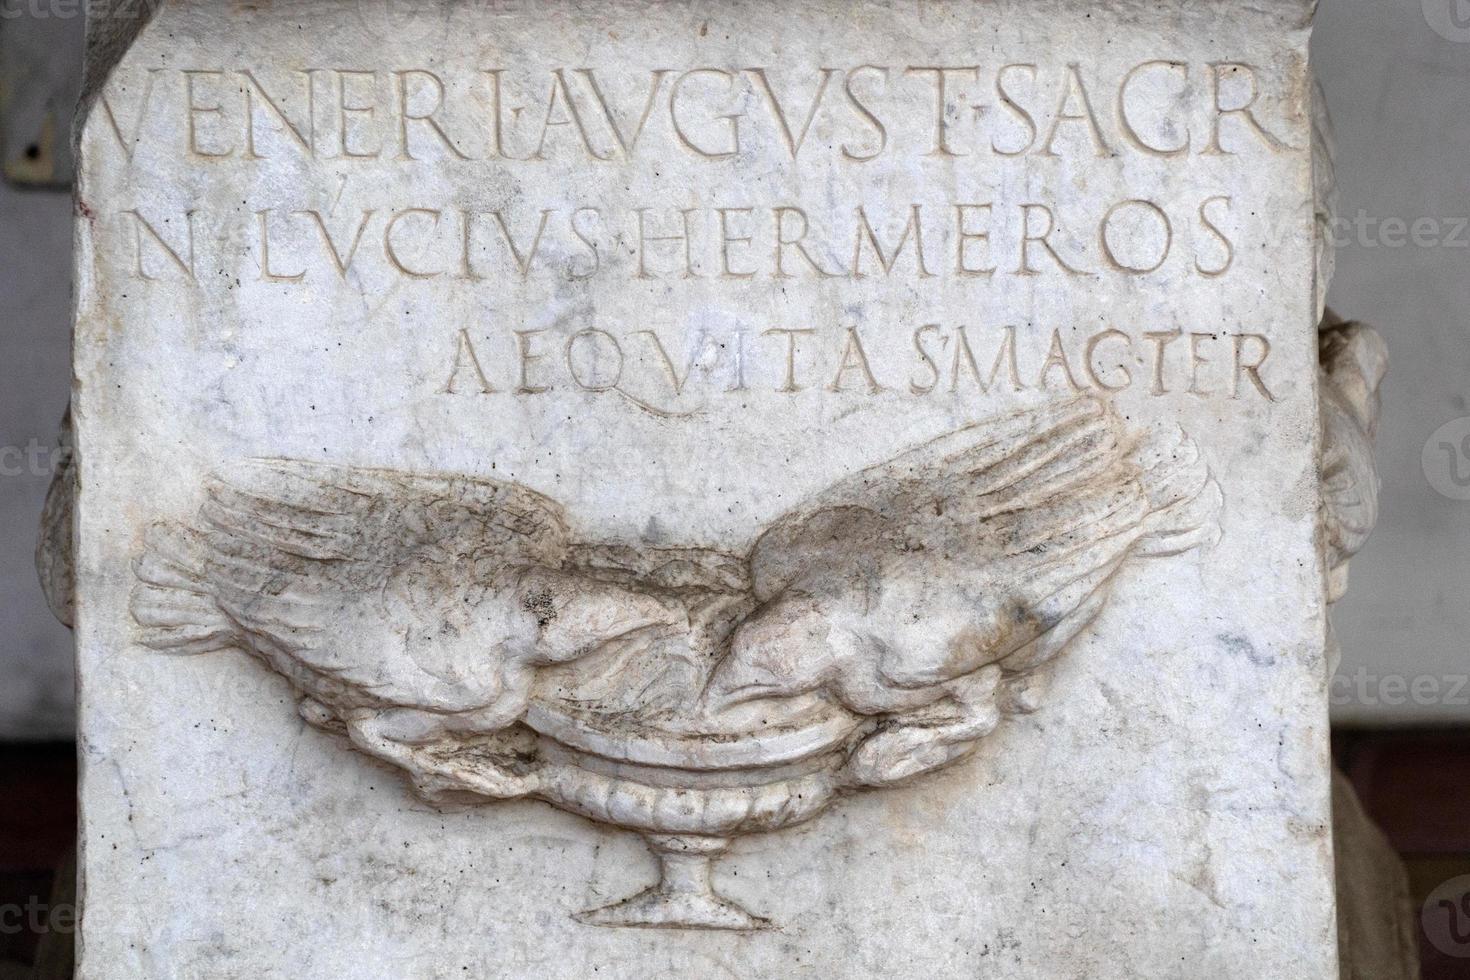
[519,699,872,839]
[395,546,885,928]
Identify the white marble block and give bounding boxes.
[71,0,1336,976]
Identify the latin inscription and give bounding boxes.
[439,323,1275,411]
[101,63,1290,163]
[122,199,1238,283]
[92,60,1301,405]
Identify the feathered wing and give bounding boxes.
[726,397,1221,711]
[750,398,1127,601]
[131,459,575,716]
[968,414,1222,683]
[711,397,1220,786]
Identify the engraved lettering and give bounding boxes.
[773,207,836,278]
[910,323,943,395]
[566,329,624,391]
[852,205,933,279]
[841,65,889,162]
[1196,195,1235,276]
[569,207,602,280]
[1187,332,1215,395]
[335,69,383,158]
[241,69,314,159]
[635,208,699,280]
[763,327,816,392]
[1118,61,1189,157]
[951,325,1024,393]
[183,69,233,157]
[385,208,444,278]
[1100,199,1172,274]
[670,69,741,159]
[575,68,670,159]
[954,204,996,277]
[443,329,498,394]
[1084,329,1133,391]
[992,64,1038,156]
[515,329,551,393]
[747,67,837,159]
[1204,62,1289,154]
[1018,203,1087,276]
[905,66,980,158]
[635,330,696,395]
[1232,333,1274,400]
[396,70,471,160]
[1040,64,1111,157]
[124,209,196,280]
[534,70,612,161]
[299,209,374,278]
[256,209,304,282]
[1038,329,1084,391]
[483,70,528,161]
[1143,329,1182,395]
[100,68,161,161]
[717,208,756,279]
[828,327,883,393]
[488,209,552,278]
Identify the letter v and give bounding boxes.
[746,68,837,159]
[100,69,162,161]
[574,68,670,159]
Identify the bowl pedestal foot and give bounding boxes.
[577,833,770,931]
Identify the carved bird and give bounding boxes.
[131,461,687,791]
[134,398,1219,797]
[129,400,1223,932]
[702,397,1222,786]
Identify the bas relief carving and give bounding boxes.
[131,396,1220,930]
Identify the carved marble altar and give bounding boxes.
[62,0,1393,976]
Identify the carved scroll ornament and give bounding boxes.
[132,396,1219,930]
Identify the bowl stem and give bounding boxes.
[576,833,770,931]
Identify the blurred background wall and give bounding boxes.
[1316,0,1470,726]
[0,6,79,738]
[0,0,1467,737]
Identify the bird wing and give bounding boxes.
[131,459,571,711]
[745,397,1221,690]
[902,417,1219,685]
[751,398,1127,600]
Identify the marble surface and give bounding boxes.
[71,1,1336,976]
